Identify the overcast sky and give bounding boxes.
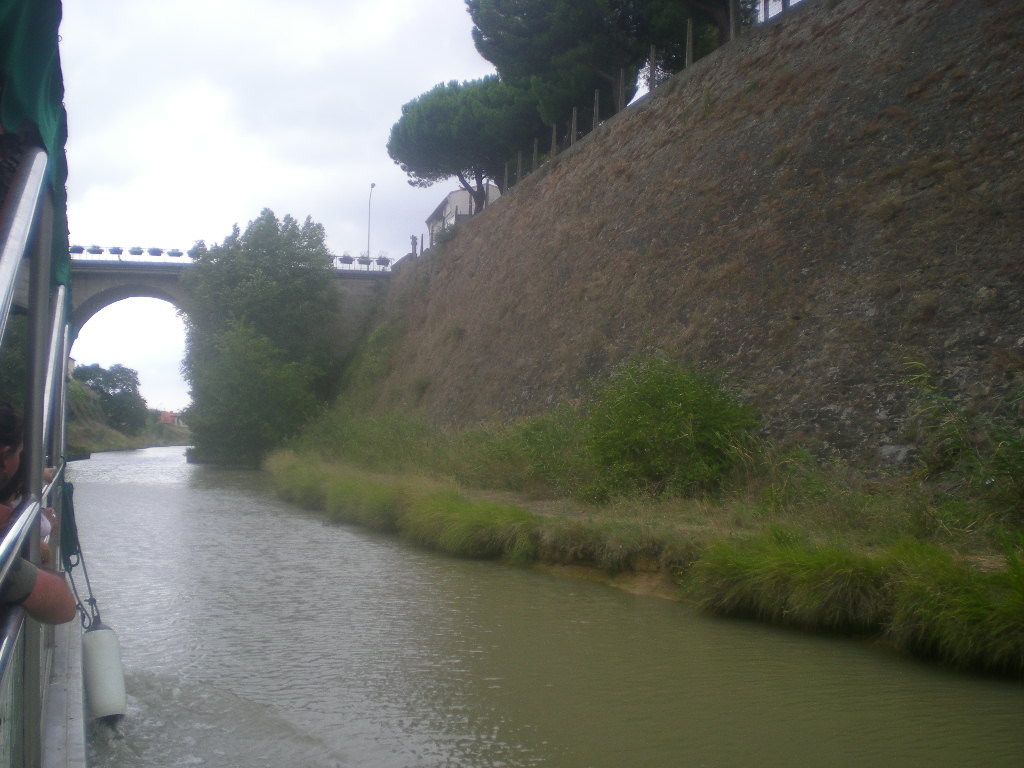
[62,1,796,413]
[62,0,496,411]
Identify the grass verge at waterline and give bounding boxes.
[265,451,1024,678]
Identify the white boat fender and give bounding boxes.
[82,621,127,722]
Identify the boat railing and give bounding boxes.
[0,144,73,768]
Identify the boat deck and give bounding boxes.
[42,620,86,768]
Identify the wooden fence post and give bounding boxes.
[551,123,557,156]
[617,68,625,112]
[504,162,509,190]
[532,137,538,171]
[593,89,600,132]
[516,150,523,182]
[729,0,739,41]
[570,107,578,146]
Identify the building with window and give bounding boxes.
[425,184,501,248]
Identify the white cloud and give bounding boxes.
[71,299,188,412]
[60,0,496,410]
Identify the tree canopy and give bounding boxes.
[467,0,642,122]
[72,363,149,436]
[181,209,341,465]
[387,75,547,209]
[387,2,756,207]
[465,0,755,121]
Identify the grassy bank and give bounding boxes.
[67,379,191,456]
[267,358,1023,677]
[67,416,191,456]
[266,450,1023,677]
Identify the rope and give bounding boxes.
[59,481,101,628]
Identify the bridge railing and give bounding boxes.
[70,249,396,272]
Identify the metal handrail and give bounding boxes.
[0,499,41,685]
[42,284,68,451]
[0,500,42,698]
[0,603,25,685]
[0,145,69,767]
[0,146,47,346]
[0,499,42,588]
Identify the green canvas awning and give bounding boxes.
[0,0,69,289]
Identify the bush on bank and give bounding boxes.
[584,358,758,499]
[291,357,758,502]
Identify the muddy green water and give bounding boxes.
[73,447,1022,767]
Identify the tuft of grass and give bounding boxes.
[689,528,891,633]
[883,537,1024,675]
[266,452,541,561]
[263,450,328,509]
[401,491,540,561]
[688,530,1024,676]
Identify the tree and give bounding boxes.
[0,314,28,411]
[467,0,642,122]
[184,325,319,466]
[181,209,341,464]
[465,0,757,120]
[387,75,547,210]
[72,363,149,435]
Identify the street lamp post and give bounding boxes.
[367,182,376,267]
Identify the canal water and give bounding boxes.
[71,447,1022,767]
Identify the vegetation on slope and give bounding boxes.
[264,0,1024,677]
[67,379,190,456]
[370,0,1024,469]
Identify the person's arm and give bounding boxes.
[22,567,77,623]
[1,559,77,624]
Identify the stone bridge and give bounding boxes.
[70,256,389,352]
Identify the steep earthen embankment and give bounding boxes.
[372,0,1024,467]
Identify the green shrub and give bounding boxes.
[584,357,758,499]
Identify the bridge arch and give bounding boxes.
[73,282,191,332]
[70,262,191,333]
[69,257,389,353]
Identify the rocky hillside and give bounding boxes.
[369,0,1024,468]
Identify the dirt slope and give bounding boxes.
[371,0,1024,467]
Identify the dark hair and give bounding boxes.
[0,401,23,449]
[0,402,23,503]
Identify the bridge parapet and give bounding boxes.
[68,252,389,335]
[69,250,395,274]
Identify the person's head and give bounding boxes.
[0,402,24,502]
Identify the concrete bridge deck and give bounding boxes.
[68,255,390,338]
